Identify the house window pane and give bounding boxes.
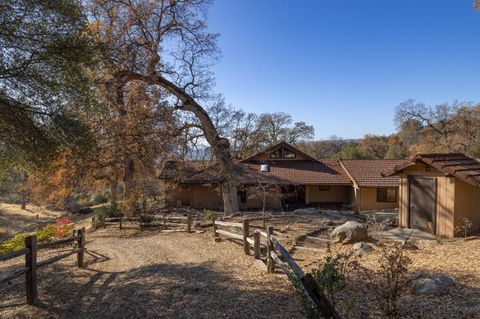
[270,150,282,159]
[284,149,296,158]
[377,188,397,203]
[318,185,331,191]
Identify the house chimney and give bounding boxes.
[260,164,270,172]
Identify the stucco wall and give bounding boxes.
[305,185,351,204]
[357,187,398,211]
[190,184,223,210]
[454,179,480,234]
[398,163,455,237]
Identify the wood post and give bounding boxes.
[243,219,250,255]
[266,226,274,273]
[25,235,37,305]
[163,214,167,230]
[91,216,95,229]
[77,227,85,268]
[213,219,220,241]
[119,215,122,230]
[186,215,192,233]
[301,273,341,319]
[253,230,260,259]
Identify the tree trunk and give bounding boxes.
[110,178,118,205]
[123,159,135,200]
[118,71,239,214]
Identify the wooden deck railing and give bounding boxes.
[213,219,340,318]
[0,228,86,305]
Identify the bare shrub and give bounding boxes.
[352,238,412,318]
[455,217,473,239]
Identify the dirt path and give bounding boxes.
[0,228,305,319]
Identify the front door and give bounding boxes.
[409,177,436,234]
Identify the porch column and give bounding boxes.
[305,185,310,204]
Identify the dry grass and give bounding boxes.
[0,203,66,241]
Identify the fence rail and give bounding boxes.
[0,227,86,305]
[213,218,340,319]
[95,214,193,233]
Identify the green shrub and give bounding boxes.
[35,225,55,242]
[98,204,121,218]
[93,192,109,205]
[203,209,218,221]
[0,233,28,254]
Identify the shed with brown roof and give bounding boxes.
[383,153,480,237]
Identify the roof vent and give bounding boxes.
[260,164,270,172]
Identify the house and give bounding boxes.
[340,159,405,212]
[383,153,480,237]
[159,142,402,212]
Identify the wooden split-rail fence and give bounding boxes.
[0,227,86,305]
[95,214,193,233]
[213,219,340,319]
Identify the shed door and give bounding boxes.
[409,177,436,233]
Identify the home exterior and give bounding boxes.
[383,153,480,237]
[340,160,405,211]
[159,142,403,212]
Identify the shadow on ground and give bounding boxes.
[0,253,304,319]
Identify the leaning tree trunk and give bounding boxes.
[118,71,239,214]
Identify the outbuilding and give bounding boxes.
[383,153,480,237]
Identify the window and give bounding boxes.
[284,149,296,158]
[318,185,331,191]
[270,150,282,159]
[237,190,247,204]
[377,188,397,203]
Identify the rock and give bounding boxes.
[353,242,374,254]
[412,274,455,295]
[293,207,321,215]
[330,221,368,244]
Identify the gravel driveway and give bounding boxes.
[0,228,305,319]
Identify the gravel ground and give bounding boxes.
[293,237,480,318]
[0,227,305,319]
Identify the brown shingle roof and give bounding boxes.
[159,159,352,185]
[383,153,480,187]
[340,159,405,187]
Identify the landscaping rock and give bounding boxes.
[412,274,455,295]
[330,221,368,244]
[293,207,321,215]
[353,242,374,255]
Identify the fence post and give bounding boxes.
[119,215,123,230]
[91,216,95,229]
[186,215,192,233]
[266,226,274,273]
[163,214,167,230]
[243,219,250,255]
[77,227,86,268]
[25,235,37,305]
[213,219,220,241]
[253,230,260,259]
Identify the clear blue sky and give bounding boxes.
[208,0,480,140]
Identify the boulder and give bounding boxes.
[353,242,374,255]
[412,274,455,295]
[293,207,321,215]
[330,221,368,244]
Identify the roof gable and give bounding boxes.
[240,142,318,163]
[383,153,480,187]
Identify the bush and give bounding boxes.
[98,204,121,218]
[93,192,109,205]
[0,217,74,254]
[203,209,218,221]
[353,239,412,318]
